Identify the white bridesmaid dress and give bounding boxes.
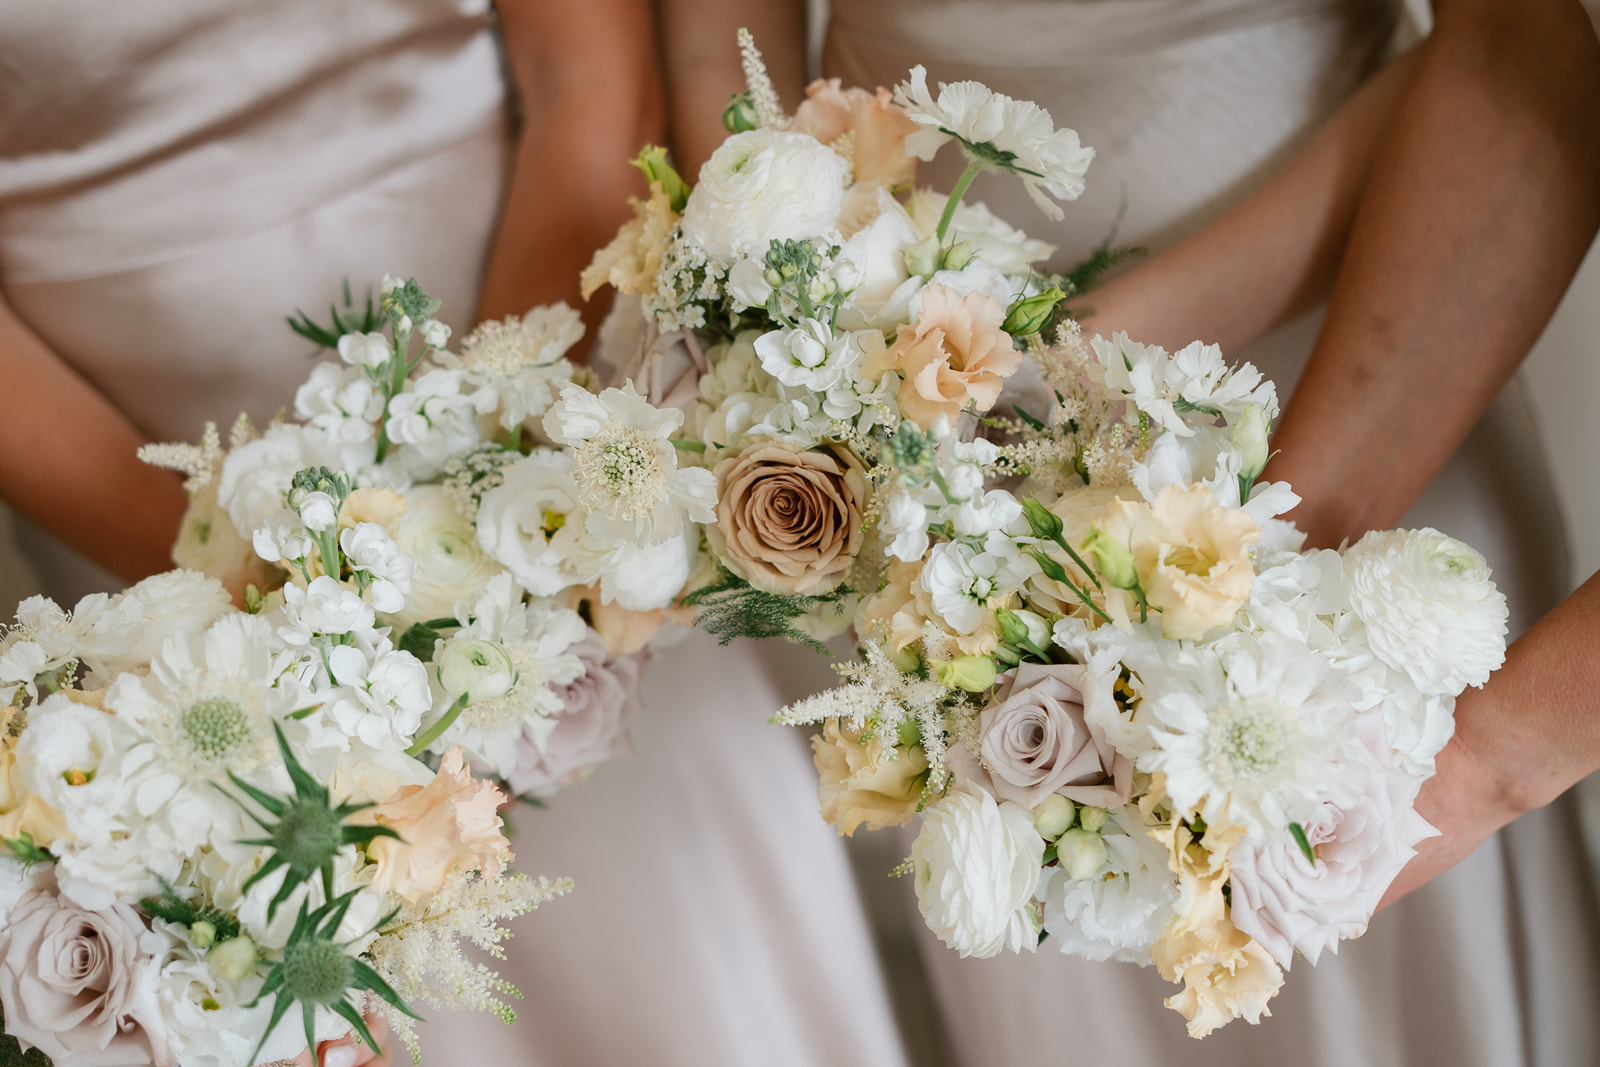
[825,0,1600,1064]
[0,4,910,1064]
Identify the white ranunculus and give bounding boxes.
[1341,528,1508,695]
[387,486,504,629]
[91,570,235,679]
[912,789,1045,958]
[1041,806,1178,963]
[680,129,849,259]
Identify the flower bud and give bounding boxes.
[189,920,217,949]
[902,234,943,278]
[207,935,257,984]
[1229,403,1272,483]
[1077,804,1108,833]
[1032,794,1076,840]
[1082,526,1138,590]
[631,145,690,212]
[436,638,517,704]
[888,644,922,675]
[1008,609,1051,650]
[1001,286,1065,338]
[1019,498,1064,543]
[420,319,452,349]
[723,91,759,132]
[933,655,998,693]
[1056,828,1109,880]
[296,491,340,533]
[942,240,976,271]
[896,718,924,749]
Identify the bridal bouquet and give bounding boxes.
[584,33,1510,1037]
[0,566,567,1066]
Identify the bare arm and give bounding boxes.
[0,295,187,582]
[1381,569,1600,905]
[478,0,666,325]
[656,0,807,176]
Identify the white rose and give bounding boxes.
[387,486,504,629]
[680,130,849,259]
[1342,528,1508,695]
[911,789,1045,958]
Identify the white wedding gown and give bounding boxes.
[0,4,909,1065]
[826,0,1600,1064]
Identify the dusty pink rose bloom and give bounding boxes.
[794,78,920,188]
[505,633,644,799]
[1228,709,1438,969]
[950,662,1131,809]
[0,888,165,1064]
[876,284,1022,428]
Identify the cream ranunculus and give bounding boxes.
[361,747,510,902]
[812,718,929,836]
[877,283,1022,428]
[709,442,868,596]
[912,788,1045,958]
[679,130,849,260]
[0,888,167,1064]
[1096,485,1259,639]
[387,486,504,628]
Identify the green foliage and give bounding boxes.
[138,874,241,942]
[1060,239,1146,298]
[397,618,459,661]
[1289,821,1318,866]
[0,1002,51,1067]
[287,279,380,350]
[1,833,52,868]
[679,567,849,656]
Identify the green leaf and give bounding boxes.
[2,833,52,867]
[398,622,444,661]
[1289,821,1317,865]
[1013,404,1047,432]
[671,438,707,452]
[678,566,848,655]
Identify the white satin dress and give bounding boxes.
[0,4,910,1065]
[826,0,1600,1064]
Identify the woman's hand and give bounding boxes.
[278,1013,393,1067]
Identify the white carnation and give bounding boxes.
[1341,528,1508,695]
[912,789,1045,958]
[680,129,849,259]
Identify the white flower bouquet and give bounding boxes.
[0,566,567,1066]
[585,33,1510,1037]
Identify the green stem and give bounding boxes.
[405,693,470,758]
[936,158,985,245]
[1051,533,1104,593]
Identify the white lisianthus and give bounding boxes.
[294,362,385,443]
[754,319,864,392]
[1136,633,1366,840]
[582,533,699,612]
[474,450,594,597]
[276,575,375,646]
[153,942,279,1067]
[337,331,391,370]
[893,66,1093,220]
[339,522,416,614]
[1341,528,1508,695]
[253,509,315,566]
[912,789,1045,958]
[680,129,849,259]
[386,486,504,628]
[543,383,717,544]
[1041,806,1179,963]
[14,695,155,844]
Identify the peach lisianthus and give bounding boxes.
[581,184,678,301]
[1095,485,1259,639]
[875,284,1022,428]
[812,718,929,836]
[794,78,920,188]
[361,747,510,902]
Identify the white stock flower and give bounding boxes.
[337,331,391,369]
[340,522,416,613]
[922,541,1006,635]
[893,66,1094,219]
[680,129,849,259]
[294,362,385,443]
[385,367,482,478]
[725,257,775,309]
[1092,333,1277,438]
[1341,528,1508,695]
[1136,634,1366,840]
[277,576,375,645]
[912,789,1045,958]
[295,490,339,533]
[386,486,504,628]
[1040,806,1178,963]
[753,319,864,392]
[543,383,716,544]
[324,640,431,750]
[420,318,452,349]
[253,509,316,565]
[883,490,935,562]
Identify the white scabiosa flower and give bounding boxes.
[543,383,717,544]
[679,129,849,259]
[439,303,586,432]
[1341,528,1508,695]
[893,66,1093,220]
[1136,633,1366,840]
[911,788,1045,958]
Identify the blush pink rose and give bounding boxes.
[504,633,644,799]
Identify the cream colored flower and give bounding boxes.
[171,480,277,604]
[1096,485,1259,639]
[581,185,678,301]
[1146,808,1283,1038]
[0,743,71,850]
[361,747,510,903]
[794,78,920,188]
[812,718,929,836]
[710,442,868,596]
[879,284,1022,428]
